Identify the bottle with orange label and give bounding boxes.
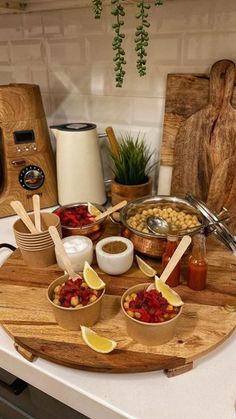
[161,235,180,287]
[187,233,207,291]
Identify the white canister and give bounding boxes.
[55,235,93,272]
[51,123,106,206]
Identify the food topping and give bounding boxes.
[126,205,201,233]
[102,240,127,254]
[52,277,102,308]
[55,205,96,228]
[123,288,180,323]
[155,277,184,307]
[83,261,106,290]
[80,325,117,354]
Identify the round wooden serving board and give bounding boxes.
[0,222,235,376]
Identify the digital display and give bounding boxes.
[14,130,35,144]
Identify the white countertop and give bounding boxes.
[0,211,236,419]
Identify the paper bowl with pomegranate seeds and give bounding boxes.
[121,283,183,346]
[47,270,105,331]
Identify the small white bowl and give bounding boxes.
[95,236,134,275]
[55,235,93,272]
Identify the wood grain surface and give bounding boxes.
[161,59,236,232]
[0,221,235,375]
[0,83,58,217]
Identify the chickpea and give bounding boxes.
[124,301,129,309]
[89,295,97,303]
[71,296,79,306]
[134,312,141,319]
[127,310,134,318]
[54,285,61,294]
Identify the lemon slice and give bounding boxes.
[83,261,106,290]
[88,202,102,217]
[136,255,157,277]
[155,276,184,307]
[81,326,117,353]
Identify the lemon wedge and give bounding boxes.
[87,202,102,217]
[81,326,117,353]
[83,261,106,290]
[136,255,157,277]
[155,276,184,307]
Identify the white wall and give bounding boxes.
[0,0,235,188]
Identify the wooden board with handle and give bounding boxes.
[161,59,236,232]
[0,221,235,375]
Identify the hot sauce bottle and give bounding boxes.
[187,233,207,291]
[162,235,180,287]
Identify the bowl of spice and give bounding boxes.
[95,236,134,275]
[53,202,106,240]
[47,273,105,330]
[121,283,183,345]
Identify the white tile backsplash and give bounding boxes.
[0,0,235,191]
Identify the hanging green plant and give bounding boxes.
[92,0,103,19]
[111,0,126,88]
[91,0,164,87]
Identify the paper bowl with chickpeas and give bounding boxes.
[121,283,183,346]
[47,274,105,331]
[120,195,204,257]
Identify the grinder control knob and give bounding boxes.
[19,165,45,190]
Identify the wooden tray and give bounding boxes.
[0,222,236,376]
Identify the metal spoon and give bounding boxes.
[147,216,170,235]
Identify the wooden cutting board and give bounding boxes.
[161,59,236,232]
[0,221,235,376]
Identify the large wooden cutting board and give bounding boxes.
[0,222,235,376]
[161,59,236,232]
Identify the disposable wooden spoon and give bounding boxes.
[159,235,192,283]
[146,235,192,291]
[32,194,41,232]
[95,200,127,221]
[48,226,79,279]
[10,200,39,234]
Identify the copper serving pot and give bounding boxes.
[53,202,106,240]
[120,196,205,258]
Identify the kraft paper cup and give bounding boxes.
[121,283,183,346]
[47,274,105,331]
[20,245,57,268]
[13,212,60,235]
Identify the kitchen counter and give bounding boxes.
[0,212,236,419]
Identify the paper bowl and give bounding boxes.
[47,274,105,330]
[121,283,183,346]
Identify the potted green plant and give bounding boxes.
[109,132,155,205]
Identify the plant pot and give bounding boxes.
[111,178,152,206]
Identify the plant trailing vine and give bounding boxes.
[92,0,103,19]
[91,0,164,87]
[111,0,126,87]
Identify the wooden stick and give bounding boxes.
[159,235,192,283]
[95,200,127,221]
[48,226,79,279]
[32,194,41,232]
[10,201,39,234]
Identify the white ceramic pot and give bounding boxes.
[95,236,134,275]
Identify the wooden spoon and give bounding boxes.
[10,200,40,234]
[95,200,127,221]
[48,226,79,279]
[159,235,192,283]
[32,194,41,232]
[146,235,192,291]
[105,126,120,157]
